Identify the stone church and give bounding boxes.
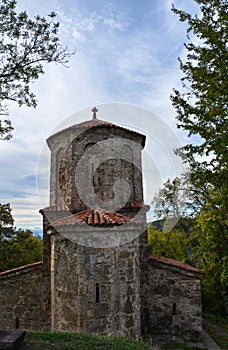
[0,110,203,343]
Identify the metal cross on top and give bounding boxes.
[92,107,98,120]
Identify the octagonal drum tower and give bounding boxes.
[41,110,149,338]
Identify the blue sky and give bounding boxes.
[0,0,200,231]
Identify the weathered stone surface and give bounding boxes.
[141,258,203,342]
[0,330,26,350]
[47,123,145,211]
[50,229,142,339]
[0,117,203,345]
[0,262,50,331]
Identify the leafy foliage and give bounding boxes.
[170,0,228,247]
[152,0,228,315]
[153,176,199,234]
[0,203,14,228]
[0,1,72,268]
[0,0,74,140]
[0,203,42,272]
[171,0,228,171]
[171,0,228,315]
[148,225,189,262]
[0,228,42,272]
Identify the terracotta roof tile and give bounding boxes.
[47,119,145,147]
[150,256,203,275]
[40,201,149,214]
[49,208,141,228]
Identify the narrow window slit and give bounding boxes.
[15,317,19,329]
[173,303,176,316]
[96,283,100,303]
[92,162,95,186]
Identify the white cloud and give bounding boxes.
[55,3,133,47]
[0,0,198,229]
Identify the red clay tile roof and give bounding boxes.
[150,256,203,275]
[49,208,141,228]
[40,201,148,214]
[47,119,145,147]
[0,261,42,277]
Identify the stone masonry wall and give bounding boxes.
[0,262,50,331]
[49,126,144,212]
[141,258,202,342]
[50,226,143,340]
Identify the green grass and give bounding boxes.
[26,331,153,350]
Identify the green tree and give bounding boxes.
[0,228,42,272]
[167,0,228,314]
[148,225,189,262]
[0,203,14,229]
[170,0,228,228]
[153,175,199,234]
[171,0,228,171]
[0,203,42,272]
[0,0,73,140]
[0,1,73,271]
[191,188,228,314]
